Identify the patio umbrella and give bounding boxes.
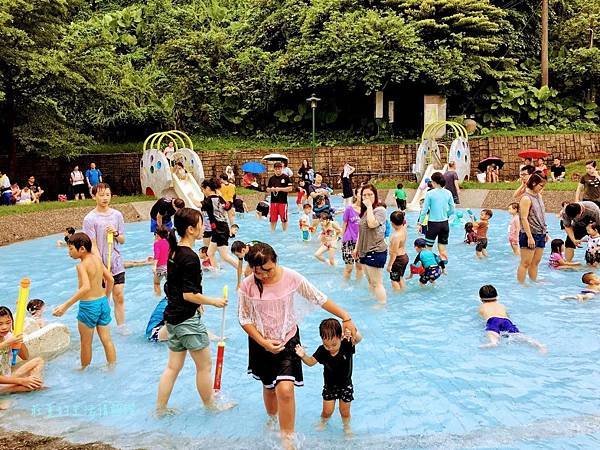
[262,153,288,163]
[478,156,504,172]
[518,149,549,160]
[241,161,266,174]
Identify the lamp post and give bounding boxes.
[306,93,321,169]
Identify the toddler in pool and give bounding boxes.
[585,222,600,267]
[314,212,342,265]
[560,272,600,301]
[464,222,478,244]
[549,238,580,269]
[295,318,362,435]
[24,299,46,333]
[407,238,445,285]
[507,202,520,255]
[199,246,215,271]
[299,203,315,241]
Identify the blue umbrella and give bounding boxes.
[241,161,266,174]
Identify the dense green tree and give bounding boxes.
[0,0,598,158]
[0,0,84,167]
[552,0,600,102]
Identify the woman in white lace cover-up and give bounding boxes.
[238,242,357,441]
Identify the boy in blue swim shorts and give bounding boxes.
[478,285,546,353]
[53,232,117,369]
[295,318,362,435]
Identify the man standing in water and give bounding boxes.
[267,162,292,231]
[443,161,461,205]
[83,183,128,334]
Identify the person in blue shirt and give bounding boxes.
[417,172,455,261]
[407,238,445,285]
[85,162,103,196]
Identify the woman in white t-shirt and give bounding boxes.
[70,165,86,200]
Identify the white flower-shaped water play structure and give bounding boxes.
[407,121,471,211]
[140,131,205,208]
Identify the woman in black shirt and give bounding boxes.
[156,208,228,414]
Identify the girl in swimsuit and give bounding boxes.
[314,213,342,265]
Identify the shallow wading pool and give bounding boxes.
[0,200,599,449]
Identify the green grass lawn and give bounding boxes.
[0,189,265,218]
[0,195,152,217]
[374,160,582,191]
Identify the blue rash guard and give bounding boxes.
[418,188,455,223]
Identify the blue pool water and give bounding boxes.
[1,200,599,449]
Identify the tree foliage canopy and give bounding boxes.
[0,0,597,157]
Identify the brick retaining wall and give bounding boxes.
[1,133,598,199]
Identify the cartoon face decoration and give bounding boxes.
[449,137,471,182]
[140,149,172,197]
[175,148,205,185]
[414,140,441,182]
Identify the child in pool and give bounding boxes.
[233,197,249,215]
[0,306,45,397]
[56,226,76,247]
[380,202,392,241]
[507,202,520,255]
[478,285,546,352]
[314,212,342,265]
[153,225,169,296]
[295,318,362,435]
[394,183,407,211]
[229,223,239,238]
[299,203,315,241]
[256,199,270,220]
[560,272,600,301]
[407,238,445,285]
[549,238,581,269]
[585,222,600,267]
[24,299,46,332]
[124,256,154,268]
[471,209,493,258]
[53,232,117,369]
[464,222,478,244]
[387,211,409,290]
[199,246,215,271]
[231,240,254,288]
[418,198,428,235]
[313,195,333,217]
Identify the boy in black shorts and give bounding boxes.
[471,209,493,258]
[295,318,362,435]
[387,211,409,290]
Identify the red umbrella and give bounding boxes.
[518,149,549,159]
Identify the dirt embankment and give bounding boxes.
[0,428,118,450]
[0,204,141,247]
[0,193,267,247]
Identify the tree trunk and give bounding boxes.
[5,80,17,174]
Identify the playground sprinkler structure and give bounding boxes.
[140,130,206,209]
[407,121,471,211]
